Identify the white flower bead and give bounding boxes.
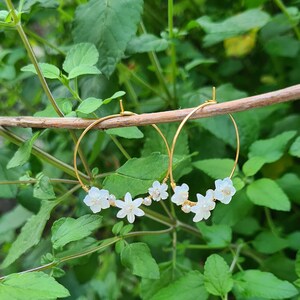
[191,189,216,222]
[214,177,236,204]
[148,181,169,201]
[181,204,191,213]
[171,183,189,205]
[115,192,145,223]
[143,197,152,206]
[108,194,116,206]
[83,187,110,213]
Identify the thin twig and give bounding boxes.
[0,85,299,130]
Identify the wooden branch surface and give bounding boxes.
[1,85,300,130]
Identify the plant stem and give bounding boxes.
[0,179,79,185]
[229,243,244,272]
[168,0,177,101]
[140,22,173,104]
[109,135,131,160]
[265,207,279,237]
[177,244,226,250]
[5,0,92,179]
[273,0,300,40]
[0,127,89,181]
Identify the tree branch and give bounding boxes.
[1,85,299,130]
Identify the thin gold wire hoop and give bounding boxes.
[168,87,240,190]
[73,102,171,193]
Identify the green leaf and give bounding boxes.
[33,173,55,200]
[289,136,300,157]
[0,151,19,198]
[76,97,103,114]
[7,131,40,169]
[68,65,101,79]
[196,9,270,46]
[51,214,102,249]
[102,90,126,104]
[233,216,260,236]
[185,57,216,71]
[213,190,253,226]
[2,200,58,268]
[103,153,185,198]
[0,205,33,235]
[0,272,69,299]
[277,173,300,204]
[193,159,236,179]
[234,270,298,299]
[112,221,124,235]
[73,0,144,77]
[249,131,297,163]
[121,242,159,279]
[246,178,291,211]
[126,34,168,54]
[150,271,208,300]
[242,156,266,176]
[204,254,233,297]
[21,63,60,79]
[296,250,300,277]
[120,224,134,235]
[106,127,144,139]
[197,223,232,247]
[265,36,300,58]
[63,43,99,73]
[253,231,288,254]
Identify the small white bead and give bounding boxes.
[181,204,191,213]
[143,197,152,206]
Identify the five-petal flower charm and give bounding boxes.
[115,192,145,223]
[148,181,169,201]
[214,177,236,204]
[191,189,216,222]
[171,183,189,205]
[83,187,110,213]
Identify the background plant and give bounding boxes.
[0,0,300,299]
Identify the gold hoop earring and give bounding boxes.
[73,101,171,223]
[168,87,240,222]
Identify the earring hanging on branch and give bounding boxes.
[168,87,240,222]
[73,100,171,223]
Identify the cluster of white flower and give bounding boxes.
[83,178,235,223]
[171,177,236,222]
[83,181,168,224]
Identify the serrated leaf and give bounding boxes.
[2,200,58,268]
[63,43,99,73]
[73,0,144,77]
[150,271,208,300]
[193,159,236,179]
[7,131,40,169]
[233,270,298,299]
[249,131,297,163]
[103,153,185,198]
[121,242,159,279]
[126,34,168,54]
[112,221,124,235]
[68,65,101,79]
[204,254,233,296]
[51,215,102,249]
[21,63,60,79]
[289,136,300,157]
[0,272,69,299]
[196,9,270,46]
[197,223,232,247]
[106,127,144,139]
[33,173,55,200]
[253,231,288,254]
[246,178,290,211]
[76,97,103,114]
[242,156,266,176]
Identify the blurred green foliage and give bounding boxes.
[0,0,300,299]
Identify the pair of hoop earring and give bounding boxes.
[73,88,240,224]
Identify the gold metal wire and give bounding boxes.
[73,102,171,193]
[168,87,240,190]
